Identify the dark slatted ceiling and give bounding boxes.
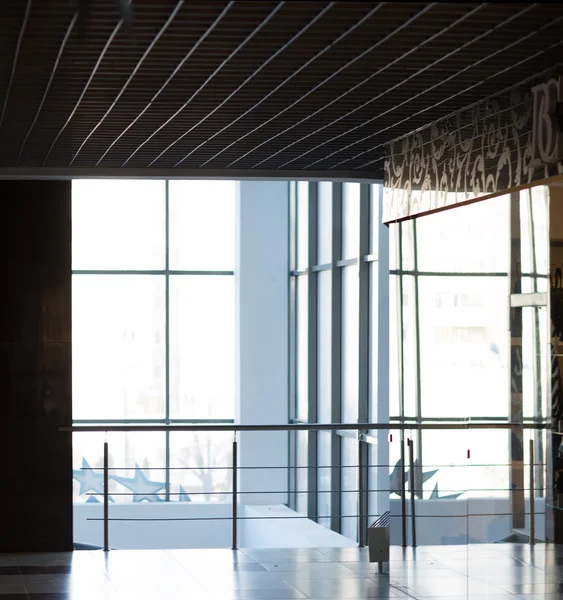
[0,1,562,178]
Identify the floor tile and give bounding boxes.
[1,544,563,599]
[0,584,27,596]
[19,567,72,576]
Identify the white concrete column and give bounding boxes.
[236,180,289,505]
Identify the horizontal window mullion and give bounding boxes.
[390,270,509,277]
[336,258,358,268]
[72,418,235,425]
[72,270,234,276]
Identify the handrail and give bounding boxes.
[60,421,550,433]
[66,420,544,551]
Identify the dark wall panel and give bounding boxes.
[0,181,72,552]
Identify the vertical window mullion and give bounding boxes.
[308,182,318,520]
[331,182,343,533]
[165,180,171,502]
[288,181,297,509]
[358,184,370,544]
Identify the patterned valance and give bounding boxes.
[383,74,563,223]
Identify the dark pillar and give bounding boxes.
[0,181,72,552]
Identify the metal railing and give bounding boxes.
[63,421,548,552]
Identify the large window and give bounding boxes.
[72,180,235,504]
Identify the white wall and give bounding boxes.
[236,181,289,505]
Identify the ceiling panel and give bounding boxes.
[0,1,561,177]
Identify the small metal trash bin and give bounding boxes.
[368,511,390,573]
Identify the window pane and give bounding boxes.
[370,184,381,257]
[169,276,234,420]
[369,261,379,422]
[296,275,309,422]
[401,220,415,272]
[169,432,232,502]
[73,431,166,504]
[72,179,165,270]
[402,275,418,418]
[342,183,360,259]
[169,180,235,271]
[389,222,400,271]
[72,275,165,420]
[296,431,308,515]
[317,431,332,529]
[416,195,509,273]
[418,276,509,418]
[341,437,358,542]
[389,274,401,418]
[318,182,332,264]
[297,182,309,269]
[519,186,549,293]
[342,266,359,423]
[318,270,331,423]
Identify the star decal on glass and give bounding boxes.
[111,463,165,503]
[179,485,192,502]
[74,458,169,503]
[73,458,114,501]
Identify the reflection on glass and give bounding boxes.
[169,180,235,271]
[169,432,232,502]
[416,195,509,273]
[418,276,508,418]
[72,179,165,270]
[318,182,332,264]
[297,182,309,269]
[342,266,359,423]
[342,183,360,260]
[296,276,309,422]
[72,275,166,420]
[169,276,234,420]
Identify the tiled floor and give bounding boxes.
[1,544,563,599]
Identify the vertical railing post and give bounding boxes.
[103,435,109,552]
[232,432,238,550]
[529,438,535,546]
[408,439,417,548]
[400,436,407,547]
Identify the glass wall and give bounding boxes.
[289,181,386,542]
[389,187,549,544]
[72,179,235,504]
[290,180,550,546]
